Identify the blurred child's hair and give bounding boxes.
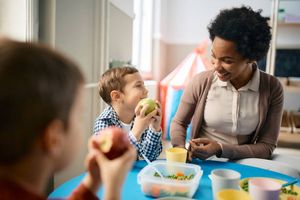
[98,66,138,104]
[0,38,84,164]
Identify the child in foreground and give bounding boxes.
[93,66,162,161]
[0,38,136,200]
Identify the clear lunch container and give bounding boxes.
[137,160,203,198]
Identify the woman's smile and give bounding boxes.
[216,71,231,80]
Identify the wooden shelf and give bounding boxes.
[278,22,300,26]
[283,85,300,92]
[276,44,300,49]
[278,132,300,149]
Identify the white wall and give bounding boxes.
[277,1,300,49]
[280,1,300,15]
[55,0,95,83]
[0,0,27,41]
[109,3,133,63]
[110,0,134,18]
[277,26,300,49]
[284,89,300,111]
[161,0,271,44]
[160,0,300,47]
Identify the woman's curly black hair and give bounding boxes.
[208,6,271,61]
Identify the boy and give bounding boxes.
[0,39,136,200]
[94,66,162,161]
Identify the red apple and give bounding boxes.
[95,127,130,160]
[138,98,157,115]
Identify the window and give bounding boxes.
[132,0,153,75]
[0,0,38,41]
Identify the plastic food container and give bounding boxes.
[137,160,203,198]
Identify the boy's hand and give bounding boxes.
[82,138,103,194]
[95,142,136,200]
[149,101,162,132]
[131,103,159,140]
[82,137,136,198]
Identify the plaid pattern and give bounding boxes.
[93,106,162,161]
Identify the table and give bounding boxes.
[49,159,300,199]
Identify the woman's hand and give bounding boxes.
[189,138,222,160]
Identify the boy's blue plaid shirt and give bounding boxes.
[93,106,162,161]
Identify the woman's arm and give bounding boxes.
[221,77,284,159]
[170,77,199,147]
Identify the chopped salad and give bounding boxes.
[153,172,195,180]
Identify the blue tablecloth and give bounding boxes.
[49,159,299,199]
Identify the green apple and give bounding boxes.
[139,98,157,115]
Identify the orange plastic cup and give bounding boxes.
[166,147,187,163]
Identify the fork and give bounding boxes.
[141,153,165,178]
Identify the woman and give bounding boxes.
[170,6,283,160]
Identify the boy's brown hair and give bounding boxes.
[98,66,138,104]
[0,38,84,164]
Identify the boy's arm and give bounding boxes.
[128,128,162,161]
[94,117,143,159]
[67,183,99,200]
[67,140,102,200]
[93,118,115,134]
